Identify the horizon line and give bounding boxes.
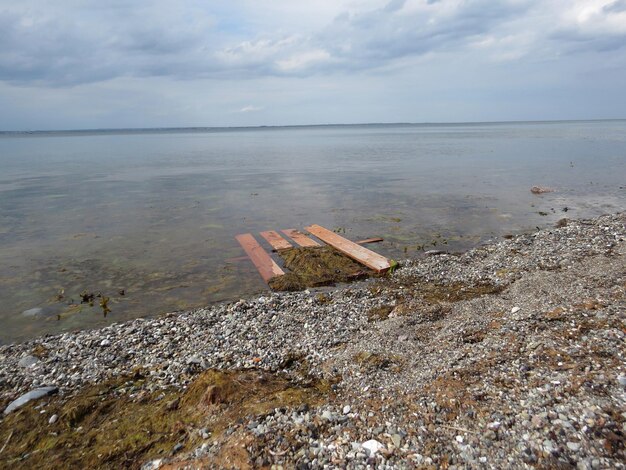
[1,118,625,134]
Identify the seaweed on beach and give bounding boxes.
[0,369,330,469]
[268,246,373,291]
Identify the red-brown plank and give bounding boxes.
[260,230,293,251]
[235,233,285,282]
[305,224,391,273]
[281,228,321,247]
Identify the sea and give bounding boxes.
[0,120,624,343]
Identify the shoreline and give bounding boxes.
[4,118,624,136]
[0,212,624,468]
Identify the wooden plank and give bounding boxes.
[260,230,293,251]
[356,237,384,245]
[281,228,321,247]
[305,224,391,273]
[235,233,285,282]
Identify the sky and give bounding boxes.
[0,0,625,130]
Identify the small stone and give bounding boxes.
[362,439,384,456]
[49,414,58,424]
[186,356,202,365]
[100,339,111,347]
[511,307,521,314]
[487,421,501,430]
[3,387,59,415]
[531,415,545,428]
[140,459,163,470]
[521,447,537,464]
[456,435,464,443]
[391,434,402,448]
[543,439,556,451]
[566,442,581,451]
[424,250,446,256]
[343,405,351,415]
[18,355,40,368]
[321,410,335,422]
[172,443,183,454]
[530,186,554,194]
[22,307,44,317]
[617,374,626,387]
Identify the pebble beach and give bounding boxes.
[0,212,624,469]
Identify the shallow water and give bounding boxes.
[1,121,625,343]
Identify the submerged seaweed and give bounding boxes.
[268,246,373,291]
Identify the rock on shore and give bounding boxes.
[0,212,624,469]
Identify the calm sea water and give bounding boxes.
[1,121,625,343]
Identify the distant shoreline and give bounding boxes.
[1,118,625,136]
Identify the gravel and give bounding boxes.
[0,212,624,468]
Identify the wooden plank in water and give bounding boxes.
[356,237,384,245]
[235,233,285,283]
[281,228,321,247]
[260,230,293,251]
[305,224,391,273]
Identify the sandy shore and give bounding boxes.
[0,212,624,469]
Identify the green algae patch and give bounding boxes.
[269,246,374,291]
[353,351,403,372]
[417,282,504,304]
[367,304,395,322]
[373,278,504,305]
[181,369,330,435]
[0,369,330,469]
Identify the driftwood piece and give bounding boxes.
[235,233,285,282]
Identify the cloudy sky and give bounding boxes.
[1,0,625,130]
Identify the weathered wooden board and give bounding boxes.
[281,228,321,247]
[355,237,384,245]
[235,233,285,282]
[260,230,293,251]
[305,224,391,273]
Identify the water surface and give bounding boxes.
[1,121,624,343]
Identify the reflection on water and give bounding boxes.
[0,121,625,343]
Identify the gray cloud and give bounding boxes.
[317,0,530,68]
[0,2,219,85]
[551,29,626,53]
[549,1,626,54]
[0,0,625,88]
[604,0,626,13]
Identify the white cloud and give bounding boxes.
[276,49,332,72]
[238,105,262,113]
